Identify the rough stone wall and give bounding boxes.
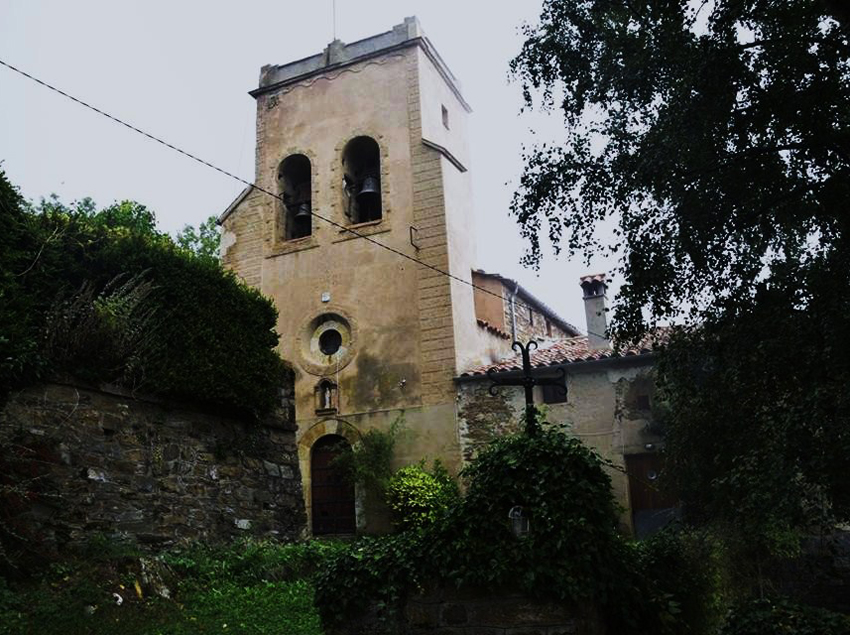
[403,587,604,635]
[330,586,604,635]
[457,382,519,463]
[508,295,574,343]
[0,383,305,554]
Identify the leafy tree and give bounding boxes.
[510,0,850,546]
[0,171,288,417]
[176,215,220,260]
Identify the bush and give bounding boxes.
[720,597,850,635]
[162,538,348,586]
[386,460,458,530]
[0,538,336,635]
[0,171,289,417]
[637,526,737,635]
[315,427,663,633]
[332,415,404,495]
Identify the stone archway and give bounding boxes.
[298,419,362,534]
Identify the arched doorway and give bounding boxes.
[311,435,356,535]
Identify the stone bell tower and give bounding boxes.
[219,17,484,534]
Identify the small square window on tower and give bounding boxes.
[441,105,450,130]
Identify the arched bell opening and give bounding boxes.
[342,136,382,224]
[310,434,356,535]
[279,154,312,239]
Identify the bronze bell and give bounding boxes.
[293,201,311,221]
[290,201,311,239]
[358,176,380,197]
[356,176,381,220]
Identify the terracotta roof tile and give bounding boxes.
[579,272,609,285]
[476,318,511,340]
[459,330,668,377]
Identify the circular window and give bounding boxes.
[298,311,356,375]
[319,329,342,355]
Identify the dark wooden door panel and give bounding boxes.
[311,435,355,535]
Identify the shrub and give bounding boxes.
[720,597,850,635]
[332,415,405,495]
[386,460,459,530]
[162,538,348,587]
[0,538,330,635]
[315,427,663,633]
[0,171,289,417]
[637,526,737,635]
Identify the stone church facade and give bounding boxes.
[220,18,669,536]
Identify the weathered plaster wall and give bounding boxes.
[220,188,264,288]
[456,359,662,528]
[471,272,506,330]
[0,383,304,554]
[297,403,460,533]
[222,33,486,535]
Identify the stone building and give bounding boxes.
[458,274,673,536]
[219,18,668,536]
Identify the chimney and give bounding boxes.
[580,274,610,350]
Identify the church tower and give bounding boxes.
[220,18,492,534]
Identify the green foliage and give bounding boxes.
[0,539,334,635]
[175,215,220,261]
[637,526,739,635]
[314,531,427,627]
[316,427,663,633]
[386,460,459,530]
[0,168,45,403]
[509,0,849,335]
[161,538,348,586]
[510,0,850,552]
[0,171,288,417]
[658,315,848,553]
[438,426,624,599]
[720,597,850,635]
[333,415,404,495]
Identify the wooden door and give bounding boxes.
[311,435,356,535]
[625,453,678,537]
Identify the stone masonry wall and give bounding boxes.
[0,382,305,556]
[508,295,574,343]
[403,587,604,635]
[331,586,604,635]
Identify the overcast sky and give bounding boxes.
[0,0,619,332]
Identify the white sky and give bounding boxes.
[0,0,619,332]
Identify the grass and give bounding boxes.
[0,538,345,635]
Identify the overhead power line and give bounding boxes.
[0,57,615,344]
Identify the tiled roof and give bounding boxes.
[472,269,581,336]
[459,330,667,377]
[476,318,511,340]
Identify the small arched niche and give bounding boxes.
[279,154,312,240]
[342,136,382,224]
[315,379,338,414]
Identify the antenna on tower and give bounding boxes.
[332,0,337,40]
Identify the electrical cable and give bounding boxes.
[0,57,623,345]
